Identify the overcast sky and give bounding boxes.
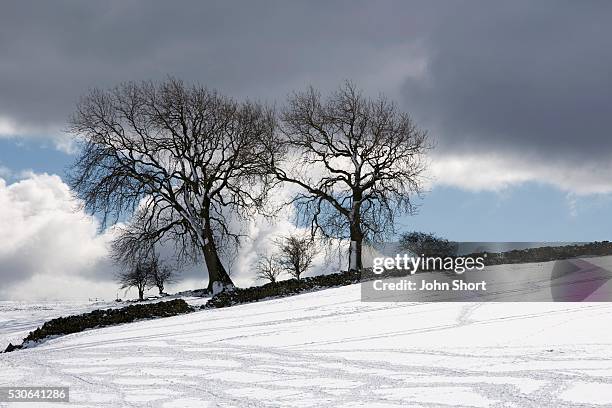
[1,1,611,300]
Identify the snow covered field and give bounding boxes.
[0,300,124,348]
[2,276,612,407]
[0,296,210,349]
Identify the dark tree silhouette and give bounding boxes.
[276,235,317,280]
[255,253,283,283]
[111,218,180,296]
[271,81,429,271]
[117,262,151,301]
[69,78,277,293]
[150,259,178,296]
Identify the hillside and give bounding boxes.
[2,263,612,407]
[0,297,210,349]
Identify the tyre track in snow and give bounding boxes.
[2,284,612,407]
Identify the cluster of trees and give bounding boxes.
[115,250,179,301]
[69,78,429,295]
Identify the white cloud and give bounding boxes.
[5,153,608,301]
[205,181,346,287]
[0,173,347,300]
[0,173,115,300]
[0,165,11,179]
[0,115,50,138]
[52,137,78,155]
[0,115,70,155]
[0,116,20,136]
[429,153,612,195]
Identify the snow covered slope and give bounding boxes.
[0,297,210,348]
[0,300,124,348]
[2,282,612,406]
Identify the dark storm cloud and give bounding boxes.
[401,2,612,162]
[0,0,426,129]
[1,1,611,164]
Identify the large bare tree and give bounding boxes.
[272,82,429,271]
[69,78,276,293]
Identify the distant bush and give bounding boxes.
[3,299,193,353]
[400,232,458,257]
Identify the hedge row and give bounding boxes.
[206,242,612,309]
[205,270,361,308]
[471,241,612,266]
[4,299,193,353]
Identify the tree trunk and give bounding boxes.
[348,222,363,272]
[202,222,234,294]
[138,287,144,301]
[348,193,364,272]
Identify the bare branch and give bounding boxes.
[69,78,280,292]
[270,81,430,271]
[255,253,284,283]
[276,235,318,280]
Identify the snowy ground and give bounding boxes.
[0,296,210,348]
[0,300,123,348]
[2,270,612,407]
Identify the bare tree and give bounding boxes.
[256,253,283,283]
[111,215,155,271]
[276,235,317,280]
[117,262,152,301]
[69,78,277,293]
[271,81,429,271]
[150,259,178,296]
[111,217,180,296]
